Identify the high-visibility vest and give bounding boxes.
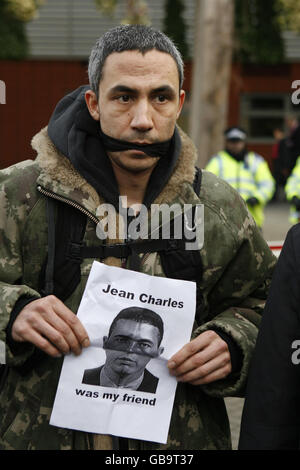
[285,155,300,224]
[205,150,275,227]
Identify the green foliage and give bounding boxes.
[121,0,150,25]
[0,1,29,59]
[5,0,45,22]
[163,0,189,60]
[94,0,150,24]
[94,0,118,16]
[234,0,284,64]
[278,0,300,32]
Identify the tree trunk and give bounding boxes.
[189,0,234,168]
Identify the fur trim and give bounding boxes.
[154,127,198,205]
[32,126,198,206]
[32,127,102,206]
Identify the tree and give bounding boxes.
[189,0,235,167]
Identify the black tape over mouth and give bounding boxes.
[99,126,174,158]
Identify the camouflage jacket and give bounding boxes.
[0,127,276,450]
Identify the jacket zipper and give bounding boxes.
[37,185,132,267]
[37,185,99,225]
[37,186,155,270]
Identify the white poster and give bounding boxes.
[50,261,196,444]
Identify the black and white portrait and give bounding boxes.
[82,306,164,393]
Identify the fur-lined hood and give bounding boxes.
[33,125,198,213]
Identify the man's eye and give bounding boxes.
[113,337,128,344]
[155,95,167,103]
[139,343,151,350]
[118,95,131,103]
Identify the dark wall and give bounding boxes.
[0,60,88,169]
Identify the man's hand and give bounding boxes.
[167,330,232,385]
[11,295,90,358]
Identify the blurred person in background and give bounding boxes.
[285,155,300,224]
[270,127,288,202]
[285,114,300,175]
[205,127,275,229]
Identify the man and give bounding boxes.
[206,127,275,228]
[82,307,164,393]
[239,224,300,449]
[285,155,300,224]
[285,114,300,175]
[0,25,276,450]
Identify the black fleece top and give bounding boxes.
[239,224,300,449]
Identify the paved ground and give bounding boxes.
[225,200,292,450]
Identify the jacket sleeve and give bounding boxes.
[205,155,220,176]
[238,225,300,449]
[0,162,41,367]
[285,156,300,201]
[251,156,275,204]
[192,172,277,397]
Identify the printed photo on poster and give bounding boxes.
[50,261,196,444]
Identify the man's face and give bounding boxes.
[85,49,185,173]
[226,139,246,154]
[103,319,164,379]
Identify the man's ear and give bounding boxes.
[85,89,100,121]
[176,89,185,120]
[157,346,164,357]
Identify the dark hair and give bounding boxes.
[108,306,164,346]
[88,24,184,98]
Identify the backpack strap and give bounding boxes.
[40,167,203,297]
[67,238,185,262]
[39,198,87,300]
[193,166,202,196]
[43,197,56,296]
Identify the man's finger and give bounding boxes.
[17,328,63,358]
[168,330,219,370]
[42,311,85,355]
[188,361,232,386]
[169,338,227,377]
[175,351,231,383]
[35,319,77,355]
[51,296,90,347]
[11,295,90,357]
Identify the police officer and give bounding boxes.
[206,127,275,228]
[285,155,300,224]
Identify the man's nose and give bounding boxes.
[127,341,136,353]
[130,100,153,132]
